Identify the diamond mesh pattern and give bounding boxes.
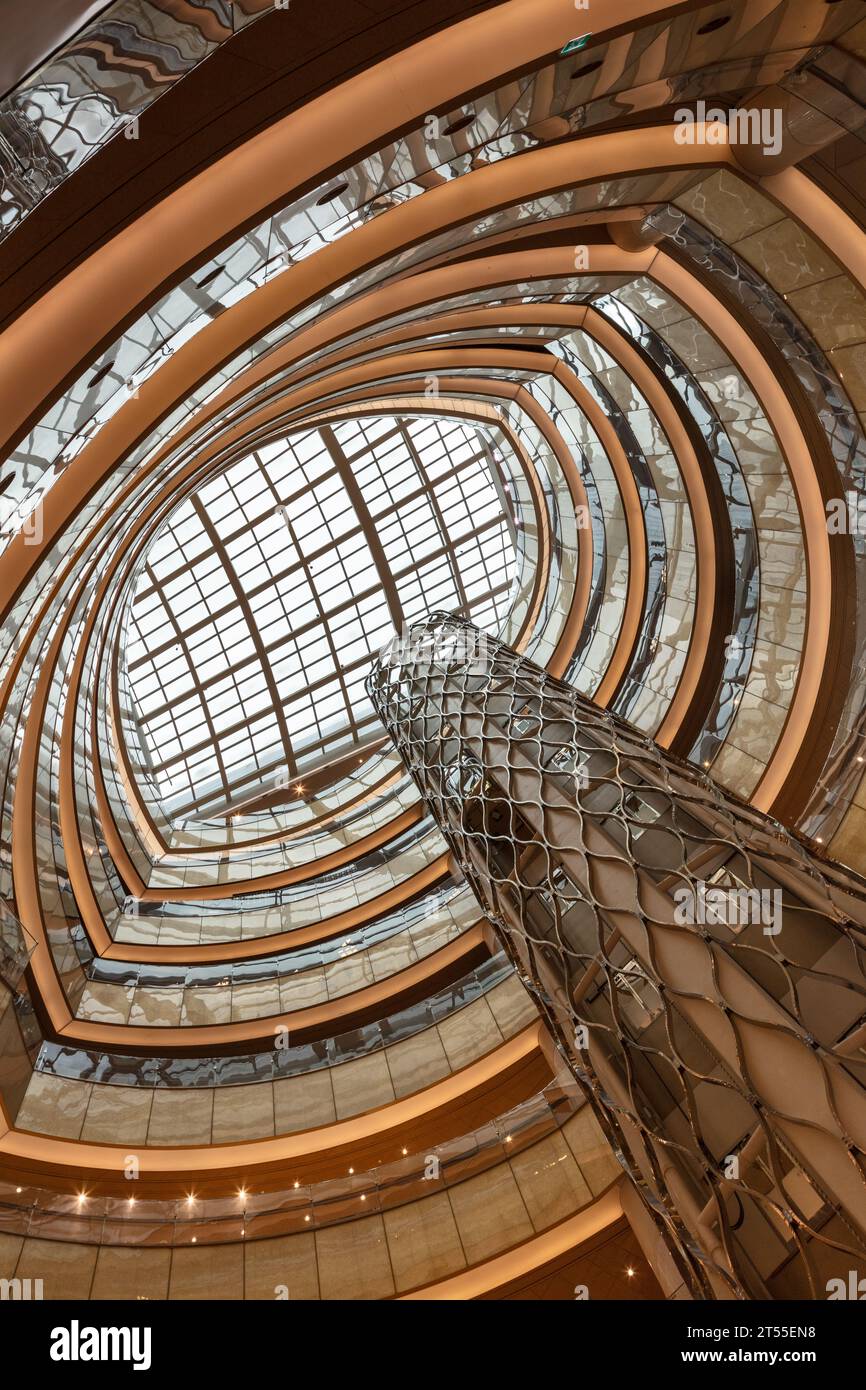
[368,612,866,1299]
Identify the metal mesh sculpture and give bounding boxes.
[367,612,866,1299]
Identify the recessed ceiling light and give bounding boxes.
[87,359,115,390]
[316,182,349,206]
[196,265,222,289]
[443,112,475,136]
[697,14,731,34]
[570,59,602,81]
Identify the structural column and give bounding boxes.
[368,613,866,1300]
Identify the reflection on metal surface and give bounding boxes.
[370,612,866,1298]
[37,953,511,1094]
[596,287,760,764]
[0,0,260,239]
[0,1076,582,1246]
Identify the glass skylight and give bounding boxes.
[124,415,517,816]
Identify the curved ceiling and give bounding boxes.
[0,0,866,1304]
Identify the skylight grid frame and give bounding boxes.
[126,417,517,813]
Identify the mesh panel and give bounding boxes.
[369,611,866,1299]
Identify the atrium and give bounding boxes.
[1,0,866,1315]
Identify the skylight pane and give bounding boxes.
[125,416,516,812]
